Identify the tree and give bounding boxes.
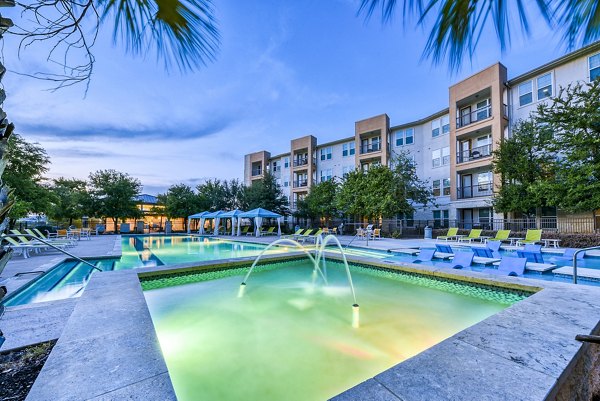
[535,80,600,213]
[389,152,436,216]
[48,178,90,226]
[197,179,228,211]
[224,179,247,210]
[359,0,600,70]
[244,172,288,215]
[492,119,555,215]
[3,133,53,219]
[296,180,339,223]
[158,184,201,231]
[88,169,142,233]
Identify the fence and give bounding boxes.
[317,216,598,237]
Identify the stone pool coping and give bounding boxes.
[25,251,600,401]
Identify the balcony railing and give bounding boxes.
[293,158,308,167]
[456,182,493,199]
[360,144,381,154]
[251,169,262,177]
[293,180,308,188]
[457,105,491,128]
[456,144,493,164]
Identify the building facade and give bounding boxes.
[244,42,600,228]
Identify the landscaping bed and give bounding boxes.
[0,340,56,401]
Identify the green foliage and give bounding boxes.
[47,178,90,225]
[296,180,339,221]
[88,169,142,232]
[243,172,288,215]
[3,133,53,218]
[158,184,201,230]
[492,119,555,214]
[337,153,434,219]
[196,179,228,211]
[536,81,600,213]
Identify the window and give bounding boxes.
[442,146,450,166]
[433,210,449,228]
[342,165,354,175]
[272,161,278,172]
[320,147,332,161]
[432,149,441,168]
[284,157,289,168]
[537,73,552,100]
[519,80,533,106]
[395,128,414,146]
[283,180,289,187]
[443,178,451,196]
[442,115,450,134]
[589,53,600,81]
[342,142,355,156]
[477,172,492,191]
[476,99,490,120]
[432,119,441,137]
[320,169,332,182]
[432,180,441,196]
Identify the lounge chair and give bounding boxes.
[458,229,483,243]
[435,244,453,254]
[517,250,544,263]
[523,243,542,252]
[2,235,49,258]
[516,229,542,246]
[372,228,382,240]
[25,229,75,247]
[473,247,494,258]
[483,257,527,276]
[241,226,250,235]
[284,228,304,239]
[440,251,475,269]
[486,240,502,258]
[486,230,511,243]
[436,227,459,242]
[10,230,68,249]
[558,248,585,260]
[303,229,323,244]
[413,248,435,263]
[261,227,277,236]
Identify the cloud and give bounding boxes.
[49,148,119,158]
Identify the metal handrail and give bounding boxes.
[572,246,600,284]
[3,234,102,272]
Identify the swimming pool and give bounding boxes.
[143,259,528,401]
[2,235,286,306]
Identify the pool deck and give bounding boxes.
[3,234,600,400]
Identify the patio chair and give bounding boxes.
[26,229,75,247]
[372,228,382,240]
[440,251,474,269]
[356,228,365,239]
[483,257,527,277]
[262,227,277,236]
[10,230,67,250]
[302,229,323,244]
[332,227,338,235]
[523,244,542,253]
[486,240,502,258]
[558,248,586,260]
[516,230,542,246]
[284,228,304,239]
[472,247,494,258]
[486,230,511,243]
[413,248,435,263]
[436,227,459,242]
[458,229,483,243]
[517,250,544,263]
[241,226,250,235]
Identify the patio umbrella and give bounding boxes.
[187,211,210,234]
[220,209,245,236]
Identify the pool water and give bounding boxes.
[2,236,284,306]
[144,260,527,401]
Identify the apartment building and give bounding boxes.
[244,41,600,227]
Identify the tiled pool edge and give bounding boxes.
[26,252,600,401]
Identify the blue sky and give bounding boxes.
[3,0,572,194]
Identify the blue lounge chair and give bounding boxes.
[483,257,527,277]
[559,248,585,260]
[435,244,453,254]
[517,250,544,263]
[413,248,435,263]
[473,247,494,258]
[486,240,502,258]
[440,251,474,269]
[523,244,542,253]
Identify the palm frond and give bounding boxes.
[96,0,220,71]
[554,0,600,47]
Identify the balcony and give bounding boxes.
[456,183,493,199]
[456,144,493,164]
[293,180,308,188]
[360,144,381,154]
[457,105,491,128]
[251,169,262,177]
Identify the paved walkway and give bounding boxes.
[0,235,121,351]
